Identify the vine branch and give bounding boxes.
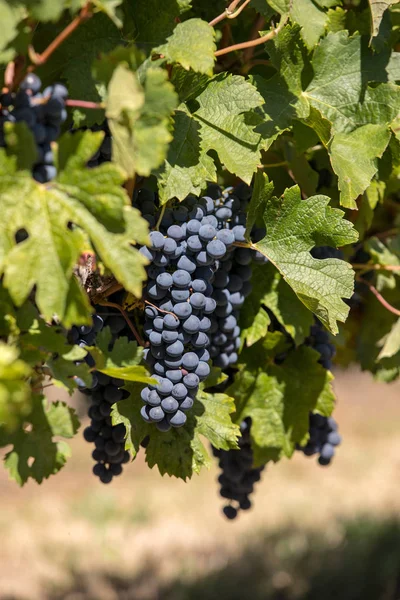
[65,99,104,110]
[215,16,288,57]
[358,277,400,317]
[352,263,400,272]
[209,0,252,27]
[27,2,93,70]
[97,300,145,346]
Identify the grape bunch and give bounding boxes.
[0,73,67,182]
[69,312,130,484]
[297,320,342,465]
[136,184,268,432]
[213,419,265,519]
[137,187,246,431]
[298,413,341,466]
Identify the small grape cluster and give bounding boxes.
[297,320,342,465]
[213,419,264,519]
[69,313,130,483]
[0,74,67,182]
[299,413,341,466]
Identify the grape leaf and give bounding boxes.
[159,74,264,201]
[304,31,400,134]
[0,342,32,432]
[124,0,192,44]
[291,0,328,48]
[377,318,400,360]
[329,124,392,209]
[106,65,178,178]
[0,396,80,485]
[241,262,314,345]
[88,327,156,383]
[253,25,310,150]
[155,19,216,75]
[193,74,264,183]
[248,173,358,333]
[157,107,217,203]
[112,385,239,479]
[368,0,396,49]
[0,132,149,326]
[0,1,25,56]
[229,344,335,466]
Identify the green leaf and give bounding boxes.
[241,262,314,345]
[125,0,192,45]
[0,342,32,432]
[88,327,156,383]
[0,1,25,56]
[291,0,328,48]
[0,134,149,325]
[377,318,400,360]
[241,307,271,347]
[329,124,391,209]
[106,65,178,178]
[4,122,38,171]
[368,0,396,49]
[112,384,239,479]
[159,74,264,201]
[249,174,358,333]
[158,107,217,203]
[230,345,335,465]
[304,32,400,134]
[0,396,80,485]
[253,25,310,149]
[156,18,216,75]
[193,74,264,183]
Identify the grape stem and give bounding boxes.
[65,99,104,110]
[358,277,400,317]
[97,300,146,346]
[27,2,93,71]
[214,15,288,57]
[144,300,179,321]
[209,0,252,27]
[155,205,166,231]
[91,280,123,304]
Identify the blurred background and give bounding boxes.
[1,367,400,600]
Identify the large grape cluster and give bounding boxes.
[213,419,265,519]
[0,74,67,182]
[136,184,267,432]
[69,312,130,484]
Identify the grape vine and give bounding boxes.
[0,0,399,521]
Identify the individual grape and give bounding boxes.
[166,369,182,383]
[172,270,191,288]
[164,238,178,255]
[180,397,194,411]
[164,313,180,329]
[187,219,202,235]
[187,235,203,252]
[177,255,197,273]
[182,315,201,334]
[190,292,206,309]
[168,410,187,427]
[199,224,217,241]
[182,352,199,371]
[162,329,179,343]
[161,396,180,413]
[156,272,173,289]
[174,302,192,319]
[207,239,227,259]
[166,340,184,357]
[171,289,190,302]
[167,225,185,240]
[148,406,165,422]
[195,361,210,379]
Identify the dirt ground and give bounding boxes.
[1,367,400,600]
